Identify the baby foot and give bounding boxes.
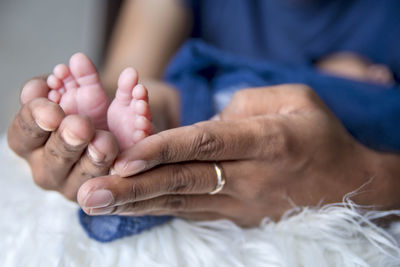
[108,67,154,150]
[47,53,110,130]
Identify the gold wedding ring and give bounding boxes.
[209,162,226,195]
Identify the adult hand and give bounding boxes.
[7,77,119,201]
[77,84,400,226]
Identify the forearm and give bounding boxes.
[100,0,190,90]
[99,0,189,130]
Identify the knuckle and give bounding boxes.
[16,113,48,140]
[167,165,196,193]
[44,144,77,165]
[156,132,177,163]
[191,124,224,159]
[293,84,318,103]
[125,201,141,213]
[78,165,98,179]
[231,89,254,113]
[164,195,187,211]
[258,119,292,161]
[130,181,148,200]
[32,172,58,191]
[159,143,173,162]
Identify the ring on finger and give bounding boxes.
[209,162,226,195]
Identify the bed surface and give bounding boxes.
[0,135,399,267]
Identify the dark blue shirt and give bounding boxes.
[184,0,400,79]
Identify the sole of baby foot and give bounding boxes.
[47,53,110,130]
[108,67,154,150]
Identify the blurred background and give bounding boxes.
[0,0,121,133]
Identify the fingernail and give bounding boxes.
[62,129,84,146]
[88,145,105,163]
[115,160,147,177]
[84,189,114,208]
[35,119,54,131]
[89,206,115,215]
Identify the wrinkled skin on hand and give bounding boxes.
[76,84,396,226]
[8,77,119,201]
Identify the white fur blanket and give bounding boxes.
[0,135,399,267]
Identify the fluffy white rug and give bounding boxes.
[0,134,399,267]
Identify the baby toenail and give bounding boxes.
[88,145,105,163]
[85,189,114,208]
[62,129,85,146]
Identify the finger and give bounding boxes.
[78,161,231,208]
[83,207,227,224]
[174,212,229,222]
[20,76,50,104]
[7,98,64,157]
[83,194,235,216]
[113,118,272,176]
[60,130,119,201]
[29,115,95,190]
[99,210,226,223]
[218,85,317,120]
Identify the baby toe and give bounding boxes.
[48,90,61,103]
[69,52,100,86]
[133,99,151,120]
[47,74,62,90]
[135,116,153,134]
[132,84,148,101]
[132,130,147,143]
[115,67,139,105]
[53,64,70,80]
